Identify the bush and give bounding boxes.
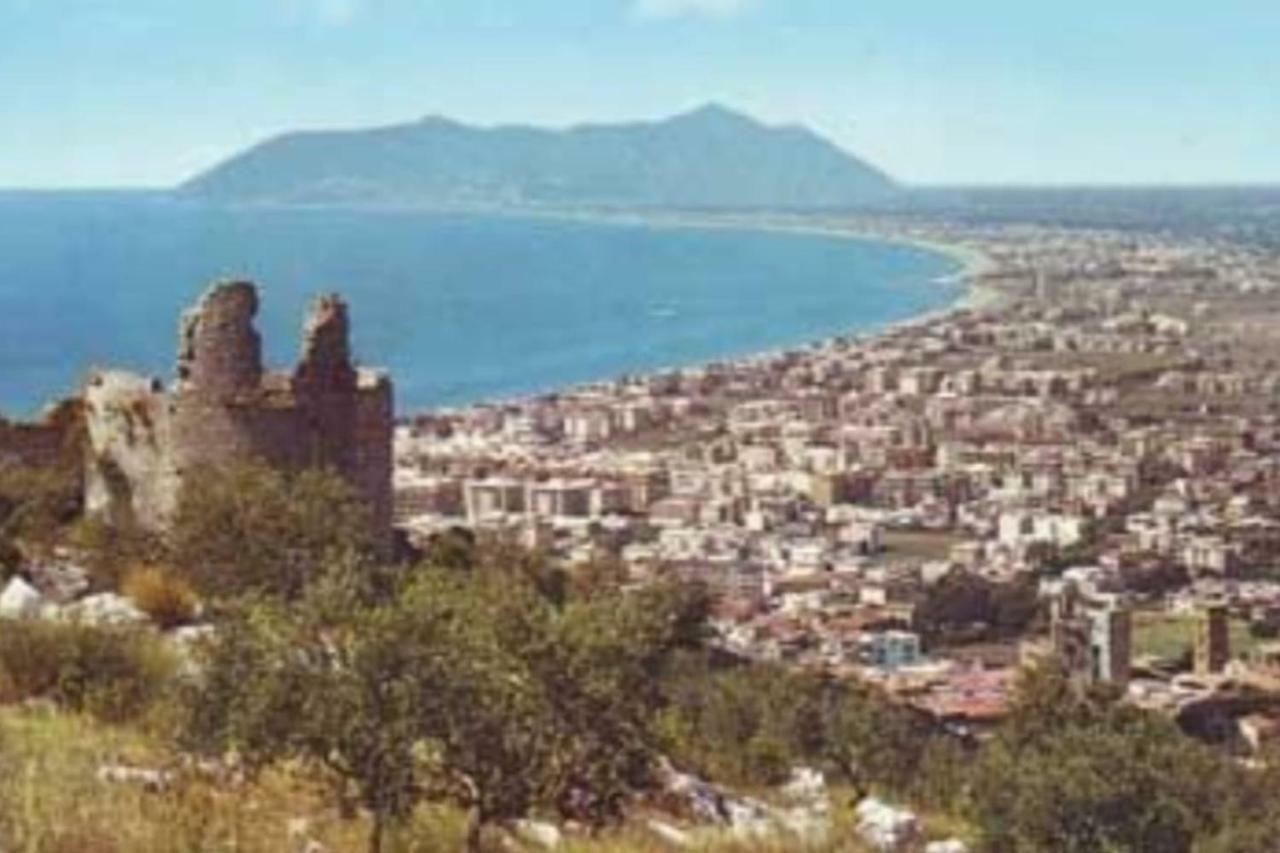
[0,621,174,723]
[170,461,375,600]
[65,515,166,592]
[122,566,198,629]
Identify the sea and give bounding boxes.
[0,192,961,418]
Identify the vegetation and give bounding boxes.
[170,462,376,600]
[180,560,708,853]
[0,464,82,573]
[8,458,1280,852]
[963,665,1280,853]
[0,621,174,724]
[914,569,1041,644]
[121,565,198,629]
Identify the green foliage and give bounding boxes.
[182,561,709,852]
[965,666,1248,853]
[0,405,86,569]
[170,461,375,600]
[0,620,174,724]
[915,569,1040,642]
[657,657,940,797]
[0,464,82,571]
[65,514,166,591]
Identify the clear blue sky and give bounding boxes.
[3,0,1278,188]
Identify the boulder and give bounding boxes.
[925,841,969,853]
[96,764,174,793]
[781,766,827,804]
[513,819,563,849]
[0,576,46,619]
[777,803,832,845]
[64,592,148,626]
[722,796,773,840]
[26,560,91,603]
[655,758,727,823]
[646,819,693,848]
[855,797,919,852]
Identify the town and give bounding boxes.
[393,216,1280,744]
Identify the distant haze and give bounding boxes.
[180,105,897,210]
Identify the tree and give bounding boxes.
[170,461,375,600]
[966,666,1242,853]
[184,562,707,852]
[819,681,935,797]
[916,569,1041,643]
[182,563,441,853]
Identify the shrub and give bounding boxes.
[0,621,174,724]
[122,566,198,629]
[170,461,375,600]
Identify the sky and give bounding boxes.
[2,0,1279,188]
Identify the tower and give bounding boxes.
[1194,605,1230,675]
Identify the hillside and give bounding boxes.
[179,104,898,210]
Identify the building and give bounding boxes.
[1194,604,1231,675]
[863,630,923,670]
[1049,582,1132,688]
[83,281,394,550]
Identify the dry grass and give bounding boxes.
[0,708,918,852]
[121,565,199,630]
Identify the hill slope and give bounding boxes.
[179,104,897,210]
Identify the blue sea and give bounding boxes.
[0,193,960,417]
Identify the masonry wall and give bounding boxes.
[85,280,395,551]
[0,399,83,476]
[0,420,66,471]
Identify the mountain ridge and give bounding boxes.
[179,104,899,210]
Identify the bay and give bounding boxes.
[0,193,959,417]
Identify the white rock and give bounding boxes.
[925,841,969,853]
[286,817,312,840]
[27,560,90,603]
[656,759,726,823]
[778,804,832,845]
[0,576,47,619]
[855,797,919,852]
[96,764,173,792]
[513,819,562,849]
[65,592,148,626]
[171,624,216,644]
[781,766,827,804]
[646,819,693,848]
[723,797,773,839]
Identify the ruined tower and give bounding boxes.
[1194,605,1231,675]
[84,280,394,551]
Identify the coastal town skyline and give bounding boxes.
[3,0,1279,188]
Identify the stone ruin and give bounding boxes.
[0,399,81,473]
[82,280,394,550]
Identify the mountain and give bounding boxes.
[178,104,898,210]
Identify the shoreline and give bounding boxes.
[402,206,1006,418]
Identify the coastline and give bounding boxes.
[194,197,1001,313]
[431,203,1007,316]
[402,205,1007,417]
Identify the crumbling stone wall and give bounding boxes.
[0,400,81,472]
[83,372,172,523]
[176,281,263,395]
[85,280,395,550]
